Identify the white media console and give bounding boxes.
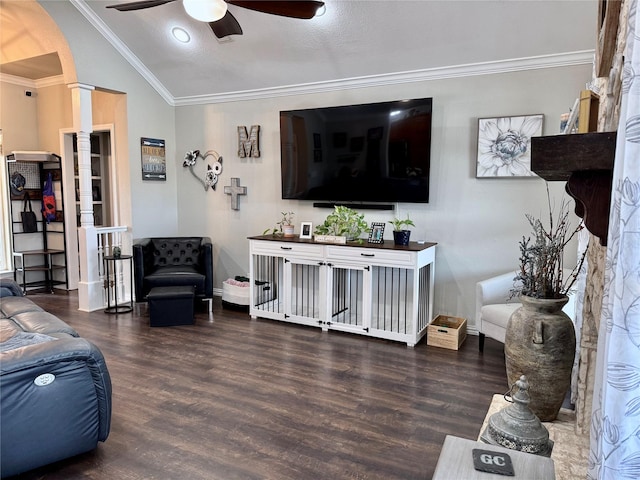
[248,235,437,346]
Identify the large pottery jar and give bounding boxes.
[504,295,575,422]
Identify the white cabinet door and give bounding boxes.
[250,253,285,320]
[326,262,371,335]
[369,265,417,343]
[285,257,324,327]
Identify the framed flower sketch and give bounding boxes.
[368,222,385,244]
[476,114,544,178]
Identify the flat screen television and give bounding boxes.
[280,97,432,204]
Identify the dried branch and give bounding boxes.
[513,191,583,299]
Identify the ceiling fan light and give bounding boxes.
[183,0,228,22]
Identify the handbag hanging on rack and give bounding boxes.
[42,172,56,223]
[21,192,38,233]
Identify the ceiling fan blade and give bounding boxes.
[209,11,243,39]
[106,0,177,12]
[226,1,324,19]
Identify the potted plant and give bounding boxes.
[264,211,295,237]
[314,206,368,242]
[505,190,585,421]
[389,215,415,246]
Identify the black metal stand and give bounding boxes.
[104,254,133,314]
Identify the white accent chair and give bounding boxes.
[475,270,576,352]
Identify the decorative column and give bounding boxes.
[68,83,102,311]
[76,131,94,227]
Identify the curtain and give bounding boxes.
[588,1,640,478]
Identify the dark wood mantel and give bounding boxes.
[531,132,616,246]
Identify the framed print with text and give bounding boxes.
[141,137,166,181]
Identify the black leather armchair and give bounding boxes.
[132,237,213,309]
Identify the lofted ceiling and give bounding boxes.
[1,0,599,104]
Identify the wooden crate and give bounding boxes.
[427,315,467,350]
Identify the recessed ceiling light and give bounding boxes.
[172,27,190,43]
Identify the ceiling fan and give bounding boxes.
[106,0,325,39]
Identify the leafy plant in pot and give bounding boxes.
[314,206,368,242]
[264,211,295,237]
[389,215,415,246]
[505,191,585,421]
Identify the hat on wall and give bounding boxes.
[9,171,26,196]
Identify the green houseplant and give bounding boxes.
[389,215,415,246]
[264,211,295,237]
[314,206,368,242]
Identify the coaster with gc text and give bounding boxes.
[472,448,515,476]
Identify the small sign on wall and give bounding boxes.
[141,137,166,181]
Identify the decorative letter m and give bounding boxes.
[237,125,260,158]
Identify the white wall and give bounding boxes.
[176,65,589,328]
[0,82,40,153]
[40,0,178,240]
[0,81,41,272]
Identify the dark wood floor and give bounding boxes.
[11,291,508,480]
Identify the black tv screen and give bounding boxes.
[280,98,432,204]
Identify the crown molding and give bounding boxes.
[0,73,36,88]
[36,75,66,89]
[0,73,65,88]
[70,0,174,106]
[173,50,595,106]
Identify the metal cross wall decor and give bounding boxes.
[224,177,247,211]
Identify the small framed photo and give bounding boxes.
[368,222,385,244]
[300,222,313,239]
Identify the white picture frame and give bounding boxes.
[299,222,313,239]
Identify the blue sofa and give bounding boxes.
[0,280,112,477]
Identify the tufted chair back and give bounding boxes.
[150,237,203,270]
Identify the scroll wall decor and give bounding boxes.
[141,137,166,181]
[183,149,223,191]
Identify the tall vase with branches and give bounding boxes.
[506,186,586,421]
